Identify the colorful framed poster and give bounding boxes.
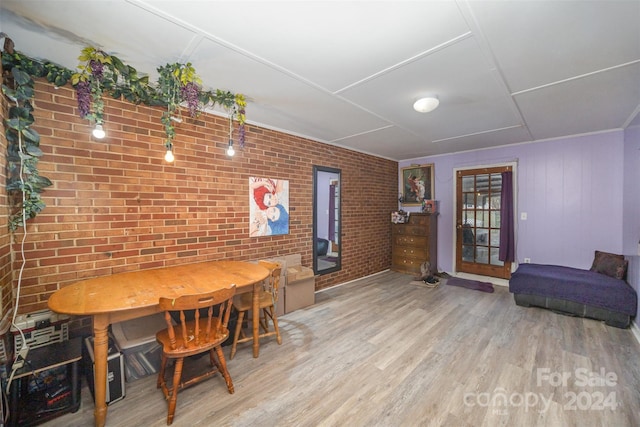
[249,177,289,237]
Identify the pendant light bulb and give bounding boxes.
[226,140,235,157]
[164,145,175,163]
[92,123,106,139]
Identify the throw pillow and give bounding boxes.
[590,250,628,280]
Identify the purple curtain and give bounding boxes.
[328,184,336,241]
[499,171,515,262]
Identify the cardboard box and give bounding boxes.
[284,254,315,313]
[83,335,125,405]
[111,313,165,382]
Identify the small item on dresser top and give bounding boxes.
[391,210,409,224]
[423,199,438,214]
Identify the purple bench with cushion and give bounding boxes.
[509,257,637,328]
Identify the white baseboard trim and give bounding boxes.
[315,269,390,293]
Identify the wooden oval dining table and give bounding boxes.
[48,260,269,427]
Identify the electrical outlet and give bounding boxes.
[524,258,531,263]
[12,358,24,370]
[12,345,29,371]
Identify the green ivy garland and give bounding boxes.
[1,37,247,231]
[2,47,59,231]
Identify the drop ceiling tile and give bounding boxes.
[1,0,200,77]
[191,39,390,142]
[515,62,640,140]
[467,0,640,92]
[336,126,425,160]
[341,36,522,142]
[427,125,532,157]
[140,0,471,92]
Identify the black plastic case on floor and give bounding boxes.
[83,334,126,405]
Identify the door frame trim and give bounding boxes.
[451,161,518,275]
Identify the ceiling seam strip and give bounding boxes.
[511,60,640,96]
[622,104,640,129]
[329,125,396,143]
[333,32,473,95]
[455,0,534,142]
[432,125,523,144]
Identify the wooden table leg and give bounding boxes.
[93,315,109,427]
[252,281,260,358]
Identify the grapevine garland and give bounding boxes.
[1,36,247,230]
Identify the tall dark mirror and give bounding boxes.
[313,166,341,275]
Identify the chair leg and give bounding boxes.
[158,354,167,389]
[166,357,184,425]
[210,348,220,375]
[270,306,282,345]
[230,309,245,360]
[260,308,270,333]
[214,345,235,394]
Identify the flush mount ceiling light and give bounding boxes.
[413,96,439,113]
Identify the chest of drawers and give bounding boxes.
[391,213,438,275]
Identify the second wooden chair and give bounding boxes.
[229,260,282,359]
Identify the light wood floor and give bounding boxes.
[48,270,640,426]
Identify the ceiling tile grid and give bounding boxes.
[1,0,638,161]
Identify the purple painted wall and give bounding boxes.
[399,128,639,329]
[623,126,640,328]
[623,126,640,255]
[399,130,626,273]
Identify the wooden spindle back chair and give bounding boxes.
[229,260,283,359]
[156,284,236,425]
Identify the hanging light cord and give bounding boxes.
[5,107,30,398]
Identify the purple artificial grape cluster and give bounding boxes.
[76,80,91,118]
[180,81,200,117]
[238,124,245,148]
[89,60,104,81]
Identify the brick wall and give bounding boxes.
[8,79,398,321]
